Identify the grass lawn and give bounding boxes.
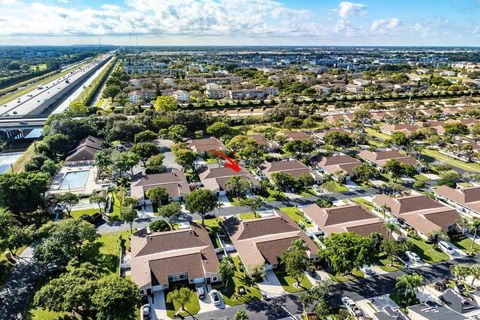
[239,212,259,220]
[300,188,316,197]
[280,207,313,227]
[213,257,262,306]
[166,291,200,318]
[108,193,122,219]
[26,309,67,320]
[365,128,390,141]
[422,149,480,173]
[71,208,99,219]
[274,271,312,293]
[408,237,449,264]
[262,188,286,201]
[320,181,349,193]
[377,254,403,273]
[84,230,131,273]
[451,237,480,254]
[199,218,227,248]
[351,197,376,211]
[329,269,365,283]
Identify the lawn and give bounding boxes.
[422,149,480,173]
[377,254,403,273]
[351,197,376,211]
[329,269,365,283]
[239,212,259,220]
[300,188,316,197]
[166,290,200,318]
[365,128,390,141]
[320,181,349,193]
[71,208,99,219]
[26,309,67,320]
[280,207,313,227]
[451,236,480,254]
[408,237,449,263]
[108,193,122,219]
[274,271,312,293]
[213,256,262,306]
[84,230,131,273]
[199,218,228,248]
[262,188,286,201]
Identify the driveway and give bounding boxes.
[149,291,167,320]
[155,139,182,170]
[197,285,226,313]
[258,270,285,298]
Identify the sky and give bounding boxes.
[0,0,480,46]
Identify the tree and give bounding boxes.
[468,218,480,250]
[35,220,98,267]
[207,121,235,138]
[131,142,159,167]
[352,164,378,183]
[120,206,138,233]
[321,232,381,275]
[134,130,158,143]
[89,194,107,213]
[112,152,139,177]
[146,186,171,206]
[316,197,333,208]
[68,101,89,116]
[239,197,264,218]
[145,154,166,174]
[217,258,235,289]
[225,176,251,198]
[323,131,353,148]
[166,287,195,315]
[395,273,423,306]
[283,140,314,156]
[185,189,220,226]
[149,220,172,232]
[381,239,408,266]
[271,172,296,192]
[299,280,331,314]
[157,202,182,222]
[444,122,469,136]
[155,96,179,111]
[383,159,405,181]
[233,310,249,320]
[174,148,197,170]
[281,240,311,287]
[57,192,79,218]
[95,150,112,177]
[439,170,461,188]
[167,124,188,142]
[388,132,410,148]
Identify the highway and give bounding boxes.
[0,54,112,117]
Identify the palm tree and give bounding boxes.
[384,222,397,240]
[469,219,480,250]
[395,273,424,304]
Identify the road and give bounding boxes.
[185,254,480,320]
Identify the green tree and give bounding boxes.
[120,206,138,233]
[316,197,333,208]
[174,148,197,170]
[134,130,158,143]
[166,287,195,315]
[207,121,234,138]
[155,96,179,111]
[146,186,171,207]
[283,140,314,156]
[149,220,172,232]
[233,310,249,320]
[112,152,139,176]
[225,176,251,198]
[381,239,408,266]
[395,273,423,306]
[323,131,353,148]
[444,122,469,136]
[157,202,182,222]
[185,189,219,226]
[56,192,79,218]
[383,159,404,181]
[131,142,159,167]
[352,163,378,183]
[168,124,188,141]
[388,132,410,148]
[239,197,264,218]
[89,194,107,213]
[281,239,311,287]
[68,101,89,116]
[217,258,235,288]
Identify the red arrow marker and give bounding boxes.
[208,149,240,172]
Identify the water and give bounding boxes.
[0,152,22,173]
[59,170,90,189]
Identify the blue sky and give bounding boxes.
[0,0,479,46]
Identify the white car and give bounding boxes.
[406,251,421,263]
[341,296,363,317]
[209,289,223,307]
[438,241,455,255]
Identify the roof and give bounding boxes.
[130,223,218,290]
[317,154,362,176]
[131,169,190,200]
[408,303,467,320]
[260,160,317,180]
[186,137,225,153]
[315,128,350,139]
[440,289,479,314]
[436,185,480,207]
[358,150,419,167]
[373,194,460,235]
[223,212,318,270]
[65,135,103,162]
[283,131,311,141]
[199,166,260,193]
[303,204,387,237]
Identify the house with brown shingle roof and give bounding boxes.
[130,223,220,294]
[131,169,191,204]
[435,185,480,217]
[245,134,279,152]
[358,149,420,169]
[65,136,103,166]
[186,137,226,155]
[323,113,353,124]
[223,211,319,271]
[260,159,320,183]
[373,194,460,238]
[303,203,387,237]
[314,128,351,141]
[282,131,312,142]
[316,154,362,181]
[379,123,419,136]
[199,165,260,196]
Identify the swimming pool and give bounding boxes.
[59,170,90,190]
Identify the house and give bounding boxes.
[205,83,229,99]
[303,203,388,237]
[380,123,419,136]
[131,169,191,205]
[314,128,351,141]
[407,303,468,320]
[173,90,189,102]
[373,194,460,238]
[162,78,175,86]
[223,211,319,271]
[283,131,312,142]
[345,84,363,93]
[312,85,331,95]
[130,223,220,294]
[64,136,103,166]
[358,150,420,169]
[186,137,226,155]
[440,289,479,316]
[316,154,362,180]
[260,159,320,182]
[199,166,260,196]
[323,114,353,124]
[128,89,157,103]
[246,134,279,152]
[435,185,480,217]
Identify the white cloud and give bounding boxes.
[370,18,400,33]
[337,1,367,19]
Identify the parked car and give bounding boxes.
[438,241,455,255]
[406,251,421,263]
[210,289,223,307]
[341,296,363,317]
[361,265,375,276]
[454,282,466,295]
[195,284,206,299]
[434,280,448,292]
[141,304,151,320]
